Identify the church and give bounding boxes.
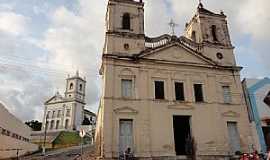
[95,0,254,159]
[42,71,87,132]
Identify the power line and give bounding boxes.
[0,63,100,79]
[0,57,100,74]
[0,54,101,70]
[0,55,98,69]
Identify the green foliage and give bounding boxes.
[25,120,42,131]
[82,117,91,125]
[50,131,91,149]
[53,131,81,145]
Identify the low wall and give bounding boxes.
[0,136,38,159]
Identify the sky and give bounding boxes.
[0,0,269,122]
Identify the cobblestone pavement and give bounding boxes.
[21,145,96,160]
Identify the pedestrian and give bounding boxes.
[267,149,270,160]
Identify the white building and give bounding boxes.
[42,72,86,132]
[82,109,96,144]
[0,102,38,159]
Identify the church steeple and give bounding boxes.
[104,0,145,55]
[183,3,236,66]
[65,71,86,103]
[185,2,231,46]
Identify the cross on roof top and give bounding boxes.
[168,19,178,35]
[199,0,204,8]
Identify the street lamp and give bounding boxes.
[42,113,49,158]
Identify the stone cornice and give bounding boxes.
[102,54,243,72]
[109,0,144,7]
[45,99,86,105]
[103,97,243,106]
[106,31,145,39]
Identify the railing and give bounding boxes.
[145,34,171,49]
[145,35,202,52]
[179,36,202,52]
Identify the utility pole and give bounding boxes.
[81,137,83,160]
[43,114,49,159]
[79,128,86,160]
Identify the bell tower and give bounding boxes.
[104,0,145,55]
[65,71,86,103]
[184,3,236,66]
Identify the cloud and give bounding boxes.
[0,66,54,121]
[0,3,14,12]
[237,0,270,41]
[1,0,270,122]
[0,11,29,36]
[41,0,107,113]
[144,0,171,36]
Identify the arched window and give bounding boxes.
[45,121,49,130]
[79,84,83,91]
[50,120,55,130]
[47,111,51,119]
[122,13,131,30]
[65,119,69,129]
[56,120,60,129]
[211,25,218,41]
[69,83,73,90]
[191,31,196,42]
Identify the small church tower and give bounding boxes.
[104,0,145,54]
[184,2,236,66]
[65,71,86,103]
[43,71,87,133]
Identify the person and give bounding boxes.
[124,148,133,160]
[267,149,270,160]
[253,150,260,160]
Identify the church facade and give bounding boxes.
[96,0,253,159]
[42,72,86,132]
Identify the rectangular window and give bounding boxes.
[175,82,185,101]
[57,110,61,118]
[155,81,165,99]
[47,111,51,119]
[50,121,55,130]
[56,120,60,129]
[6,130,10,136]
[2,129,6,135]
[52,111,55,118]
[223,86,232,104]
[194,84,204,102]
[65,119,69,129]
[66,109,71,117]
[121,79,133,98]
[45,121,49,130]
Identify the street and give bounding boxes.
[21,145,95,160]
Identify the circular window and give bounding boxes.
[124,43,129,50]
[216,52,223,59]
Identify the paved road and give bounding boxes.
[21,145,95,160]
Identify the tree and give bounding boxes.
[25,120,42,131]
[82,117,91,125]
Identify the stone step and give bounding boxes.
[175,156,191,160]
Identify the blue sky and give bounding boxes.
[0,0,269,121]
